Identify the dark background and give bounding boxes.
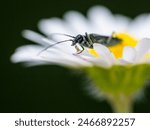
[1,0,150,112]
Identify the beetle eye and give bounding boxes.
[78,36,83,42]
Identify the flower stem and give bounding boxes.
[107,94,133,113]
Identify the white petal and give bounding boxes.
[22,30,77,55]
[128,14,150,38]
[93,43,116,65]
[88,6,118,35]
[38,18,73,41]
[11,45,91,67]
[74,52,111,68]
[114,14,131,32]
[41,49,92,66]
[122,46,136,62]
[11,45,44,63]
[64,11,93,34]
[40,54,91,67]
[135,38,150,60]
[22,30,54,46]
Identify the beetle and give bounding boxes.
[38,32,122,55]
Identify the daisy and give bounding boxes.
[11,6,150,112]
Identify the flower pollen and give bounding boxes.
[88,48,100,57]
[109,33,138,58]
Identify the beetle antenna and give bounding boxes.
[48,33,75,38]
[37,39,73,56]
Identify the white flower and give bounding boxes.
[10,6,150,112]
[11,6,150,68]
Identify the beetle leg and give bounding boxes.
[75,45,84,54]
[107,32,115,44]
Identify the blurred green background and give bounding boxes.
[1,0,150,112]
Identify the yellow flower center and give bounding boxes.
[88,48,99,57]
[88,33,138,58]
[109,33,137,58]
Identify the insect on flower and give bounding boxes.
[38,32,122,55]
[11,5,150,113]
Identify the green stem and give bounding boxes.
[107,94,133,113]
